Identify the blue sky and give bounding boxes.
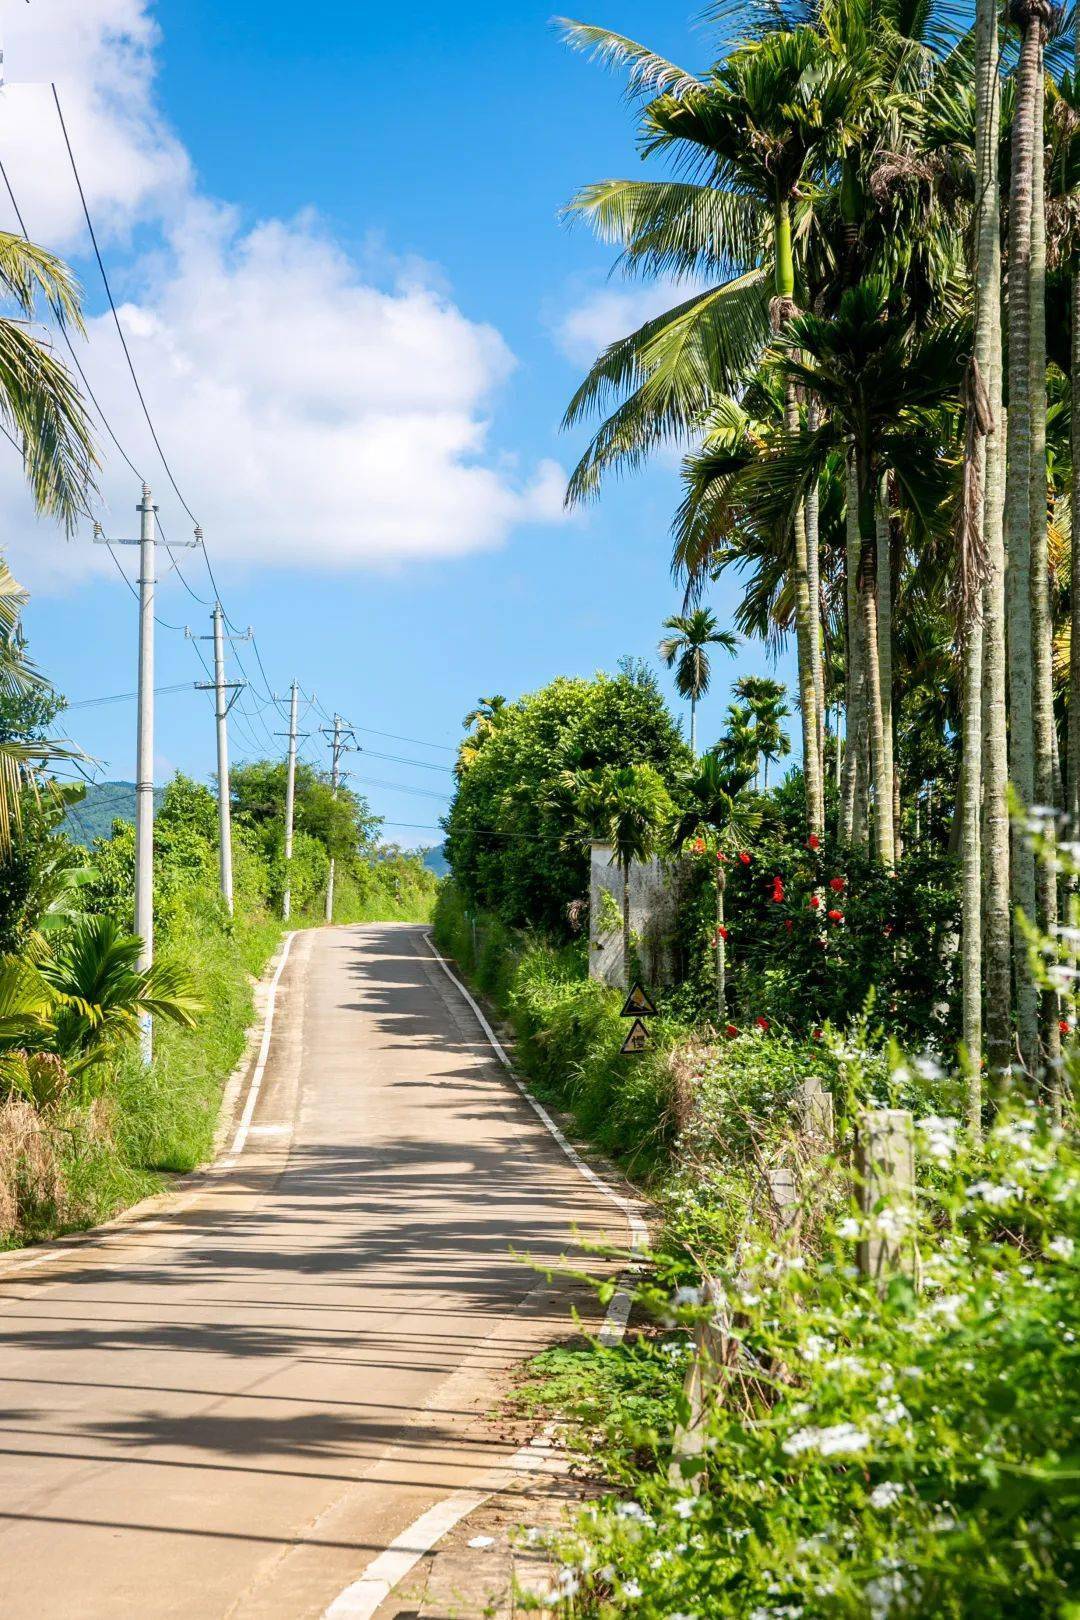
[5,0,795,844]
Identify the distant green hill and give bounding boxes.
[421,844,449,877]
[61,781,164,847]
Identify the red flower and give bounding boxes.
[725,1023,739,1039]
[771,876,785,903]
[828,876,845,893]
[883,922,895,937]
[809,894,821,910]
[827,908,844,924]
[717,850,726,863]
[812,1028,823,1041]
[755,1016,770,1032]
[692,837,706,854]
[785,918,793,932]
[739,851,751,865]
[1060,1019,1071,1037]
[715,925,729,942]
[807,834,820,850]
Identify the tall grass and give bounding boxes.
[433,880,682,1176]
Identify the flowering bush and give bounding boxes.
[534,1083,1080,1617]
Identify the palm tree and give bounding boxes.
[566,763,673,989]
[458,695,508,772]
[743,281,965,863]
[38,918,201,1074]
[733,675,791,788]
[0,563,83,851]
[671,752,758,1021]
[658,609,737,754]
[559,22,859,835]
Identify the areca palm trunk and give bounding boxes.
[975,0,1009,1090]
[806,399,826,830]
[841,457,866,845]
[1005,0,1047,1075]
[716,864,726,1022]
[690,694,698,757]
[1028,68,1061,1077]
[855,449,894,867]
[776,195,823,840]
[875,497,896,867]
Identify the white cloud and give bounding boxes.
[0,1,565,587]
[553,277,709,366]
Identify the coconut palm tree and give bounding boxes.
[670,751,758,1021]
[458,695,508,772]
[658,609,737,754]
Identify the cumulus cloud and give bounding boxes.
[0,1,565,587]
[553,276,710,366]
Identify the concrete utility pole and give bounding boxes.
[321,715,357,923]
[94,488,197,1064]
[212,606,234,913]
[134,486,156,1059]
[282,681,299,921]
[192,603,249,915]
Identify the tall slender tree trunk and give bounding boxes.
[841,457,866,844]
[856,448,895,867]
[716,865,727,1023]
[1070,205,1080,836]
[876,496,896,866]
[1028,65,1061,1079]
[806,399,826,831]
[978,0,1011,1089]
[1005,0,1046,1075]
[690,694,698,758]
[775,195,823,840]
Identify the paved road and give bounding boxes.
[0,925,621,1619]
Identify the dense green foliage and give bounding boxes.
[446,663,690,936]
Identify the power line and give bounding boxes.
[361,747,454,774]
[355,724,455,754]
[52,83,200,530]
[353,774,451,802]
[68,681,195,710]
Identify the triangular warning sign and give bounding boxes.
[620,982,658,1018]
[620,1018,652,1055]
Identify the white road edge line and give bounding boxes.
[321,933,650,1620]
[1,930,299,1280]
[227,931,297,1156]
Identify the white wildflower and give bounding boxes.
[836,1217,860,1239]
[783,1422,870,1457]
[965,1180,1023,1207]
[673,1285,702,1307]
[673,1497,696,1521]
[916,1115,959,1165]
[615,1502,647,1521]
[913,1053,944,1082]
[622,1580,643,1600]
[1047,1235,1075,1261]
[869,1481,904,1509]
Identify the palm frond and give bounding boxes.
[0,320,98,532]
[555,20,703,100]
[562,178,765,279]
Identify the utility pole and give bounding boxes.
[192,601,249,915]
[321,715,357,923]
[94,486,198,1063]
[282,681,299,920]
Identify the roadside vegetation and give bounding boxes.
[0,603,436,1250]
[433,0,1080,1574]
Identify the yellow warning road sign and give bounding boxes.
[620,982,658,1018]
[620,1018,652,1055]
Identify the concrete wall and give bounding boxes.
[588,840,680,988]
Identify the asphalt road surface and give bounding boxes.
[0,924,621,1619]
